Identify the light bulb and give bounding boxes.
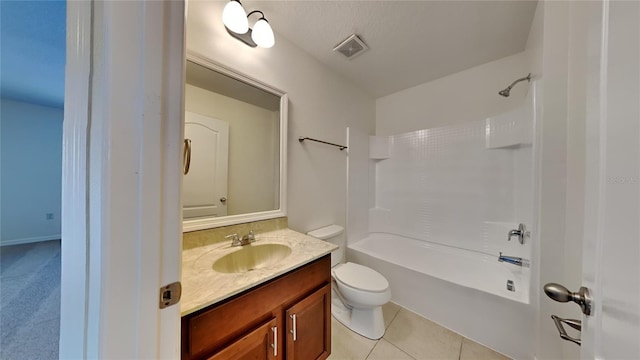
[251,18,275,48]
[222,0,248,34]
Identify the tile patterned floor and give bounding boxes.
[328,302,510,360]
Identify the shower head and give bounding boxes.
[499,73,532,97]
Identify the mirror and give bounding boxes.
[183,52,287,232]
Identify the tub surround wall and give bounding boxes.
[369,90,534,259]
[372,122,513,252]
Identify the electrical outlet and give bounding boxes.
[46,213,54,220]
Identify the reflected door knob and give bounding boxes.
[220,197,227,203]
[544,283,592,316]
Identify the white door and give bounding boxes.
[183,112,229,218]
[580,0,640,358]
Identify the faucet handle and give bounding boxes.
[225,233,241,245]
[243,230,256,243]
[507,223,527,244]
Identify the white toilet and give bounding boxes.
[307,225,391,340]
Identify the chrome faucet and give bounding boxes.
[242,230,256,244]
[498,252,530,267]
[508,223,527,244]
[226,230,256,247]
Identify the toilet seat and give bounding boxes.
[332,262,389,293]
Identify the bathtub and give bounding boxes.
[348,232,534,360]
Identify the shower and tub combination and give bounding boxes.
[347,76,538,359]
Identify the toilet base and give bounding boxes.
[331,288,386,340]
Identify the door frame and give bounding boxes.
[581,0,640,358]
[60,1,185,358]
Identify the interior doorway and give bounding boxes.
[0,1,66,359]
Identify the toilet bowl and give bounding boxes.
[307,225,391,339]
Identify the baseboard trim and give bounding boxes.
[0,235,61,247]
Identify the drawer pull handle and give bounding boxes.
[271,326,277,357]
[290,314,297,341]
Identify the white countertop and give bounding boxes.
[181,228,337,316]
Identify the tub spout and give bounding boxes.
[498,252,530,268]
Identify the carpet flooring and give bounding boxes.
[0,240,61,360]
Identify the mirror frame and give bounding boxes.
[183,50,288,232]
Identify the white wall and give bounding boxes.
[186,2,375,233]
[526,1,544,78]
[346,128,370,244]
[0,98,63,245]
[185,84,279,215]
[376,51,530,136]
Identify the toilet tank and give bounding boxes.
[307,225,344,267]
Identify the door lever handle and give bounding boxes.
[551,315,581,346]
[544,283,592,316]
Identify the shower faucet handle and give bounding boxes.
[507,223,527,244]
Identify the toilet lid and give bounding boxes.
[333,262,389,293]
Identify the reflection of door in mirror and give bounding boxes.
[183,112,229,218]
[184,59,281,222]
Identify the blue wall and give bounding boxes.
[0,0,66,108]
[1,98,63,244]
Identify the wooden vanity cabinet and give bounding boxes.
[182,255,331,360]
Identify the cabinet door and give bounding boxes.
[285,284,331,360]
[208,317,280,360]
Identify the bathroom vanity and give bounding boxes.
[181,228,336,360]
[179,51,335,359]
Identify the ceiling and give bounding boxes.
[253,0,538,97]
[0,0,66,108]
[0,1,537,108]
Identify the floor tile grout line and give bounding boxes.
[380,308,407,354]
[363,305,403,360]
[381,335,405,357]
[386,338,418,360]
[363,339,378,360]
[385,307,402,330]
[458,337,463,360]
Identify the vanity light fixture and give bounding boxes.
[222,0,248,34]
[222,1,275,48]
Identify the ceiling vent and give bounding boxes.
[333,34,368,60]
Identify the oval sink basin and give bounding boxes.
[212,244,292,273]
